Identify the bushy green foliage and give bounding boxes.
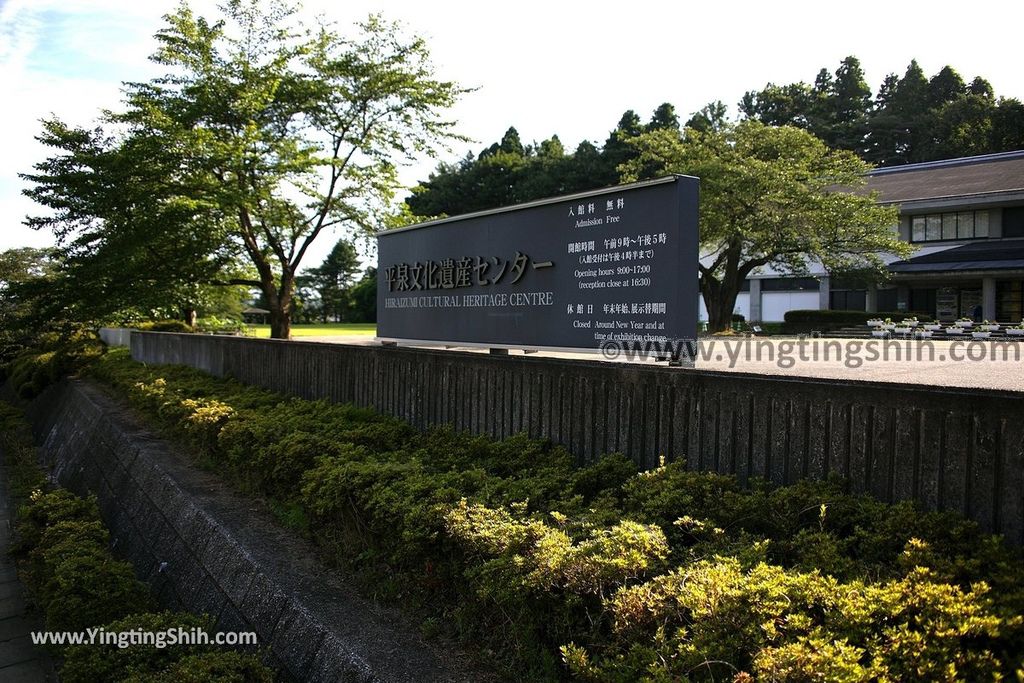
[567,560,1015,681]
[195,316,248,335]
[15,489,100,553]
[86,352,1024,680]
[783,309,933,325]
[132,320,196,333]
[0,402,47,499]
[5,327,104,398]
[139,650,273,683]
[61,612,271,683]
[17,489,152,632]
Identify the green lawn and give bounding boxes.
[247,323,376,338]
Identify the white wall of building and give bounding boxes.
[734,292,750,319]
[761,291,820,322]
[697,292,751,321]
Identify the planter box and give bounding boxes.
[882,324,896,331]
[915,330,933,339]
[955,321,974,328]
[972,331,992,339]
[981,325,1001,332]
[900,321,920,327]
[871,330,889,338]
[1007,329,1024,336]
[923,324,943,331]
[945,328,965,335]
[867,319,883,327]
[894,327,912,334]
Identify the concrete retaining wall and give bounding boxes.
[129,332,1024,544]
[99,327,132,347]
[27,380,475,682]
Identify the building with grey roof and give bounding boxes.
[702,150,1024,323]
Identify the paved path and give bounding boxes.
[0,450,54,682]
[301,335,1024,392]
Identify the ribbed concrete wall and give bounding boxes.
[98,327,132,347]
[130,332,1024,544]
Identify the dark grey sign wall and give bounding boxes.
[376,176,698,350]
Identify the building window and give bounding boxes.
[910,288,937,315]
[1003,207,1024,238]
[997,281,1023,322]
[877,288,898,311]
[910,210,989,242]
[830,290,866,311]
[761,277,820,291]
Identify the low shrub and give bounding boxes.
[17,490,152,633]
[566,561,1015,681]
[143,650,273,683]
[83,351,1024,681]
[0,402,47,499]
[60,612,271,683]
[132,320,195,333]
[5,327,104,398]
[783,309,933,325]
[195,316,247,335]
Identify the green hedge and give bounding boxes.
[82,350,1024,681]
[1,400,272,683]
[4,328,104,399]
[131,320,196,333]
[784,309,934,324]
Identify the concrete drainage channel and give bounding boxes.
[26,380,478,683]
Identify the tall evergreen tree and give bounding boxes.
[739,82,814,129]
[600,110,644,185]
[647,103,681,131]
[828,56,873,152]
[686,101,730,132]
[928,66,967,107]
[300,239,361,322]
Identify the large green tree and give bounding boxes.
[0,247,61,361]
[23,119,244,326]
[348,267,378,323]
[622,120,909,331]
[24,0,464,338]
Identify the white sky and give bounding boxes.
[2,0,1022,270]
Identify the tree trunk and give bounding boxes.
[268,271,295,339]
[180,306,197,328]
[701,277,741,333]
[269,304,291,339]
